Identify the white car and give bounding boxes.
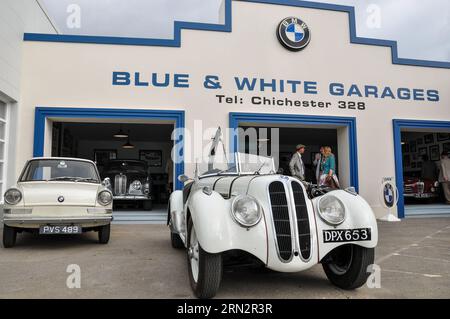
[168,129,378,298]
[2,158,113,248]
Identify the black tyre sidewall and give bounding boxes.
[98,224,111,244]
[323,245,375,290]
[186,218,222,299]
[3,225,17,248]
[171,231,184,249]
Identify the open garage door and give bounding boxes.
[400,130,450,217]
[50,121,174,223]
[230,113,359,190]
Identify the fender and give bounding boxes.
[187,189,267,263]
[169,190,185,236]
[313,190,379,261]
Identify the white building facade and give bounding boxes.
[2,0,450,219]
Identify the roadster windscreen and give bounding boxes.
[20,159,100,183]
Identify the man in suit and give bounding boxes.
[289,144,306,181]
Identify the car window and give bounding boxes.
[20,159,100,182]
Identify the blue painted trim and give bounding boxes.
[229,112,359,191]
[23,0,449,69]
[392,119,450,218]
[33,107,185,190]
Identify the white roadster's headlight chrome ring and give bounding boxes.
[97,190,113,206]
[318,195,346,225]
[4,188,22,205]
[231,195,262,228]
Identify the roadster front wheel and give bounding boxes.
[322,244,374,290]
[2,225,17,248]
[187,218,222,299]
[98,224,111,244]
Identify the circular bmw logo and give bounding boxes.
[277,17,311,51]
[383,184,394,208]
[57,196,65,203]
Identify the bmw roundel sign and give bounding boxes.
[383,183,395,208]
[277,17,311,51]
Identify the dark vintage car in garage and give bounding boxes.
[102,159,153,210]
[403,176,440,201]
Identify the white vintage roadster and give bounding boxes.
[2,158,113,248]
[168,129,378,298]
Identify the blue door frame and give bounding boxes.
[34,107,185,190]
[229,112,359,191]
[393,119,450,218]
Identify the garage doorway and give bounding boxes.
[394,120,450,218]
[229,113,359,190]
[34,107,185,224]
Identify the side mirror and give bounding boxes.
[178,174,191,183]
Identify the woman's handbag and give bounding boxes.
[325,175,340,189]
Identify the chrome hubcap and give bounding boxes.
[189,225,200,282]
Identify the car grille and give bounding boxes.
[114,174,127,195]
[404,185,414,193]
[268,181,292,261]
[417,182,425,194]
[292,181,311,260]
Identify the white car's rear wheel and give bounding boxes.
[2,225,17,248]
[187,218,222,299]
[322,244,374,290]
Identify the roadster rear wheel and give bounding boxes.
[2,225,17,248]
[187,218,222,299]
[322,244,374,290]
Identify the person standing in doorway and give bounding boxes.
[289,144,306,182]
[319,146,340,188]
[438,151,450,204]
[313,146,324,184]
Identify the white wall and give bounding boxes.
[0,0,56,101]
[17,1,450,218]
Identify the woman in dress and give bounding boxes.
[319,146,340,188]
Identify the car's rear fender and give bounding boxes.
[187,189,267,264]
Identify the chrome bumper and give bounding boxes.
[3,216,113,225]
[113,195,151,200]
[403,193,437,198]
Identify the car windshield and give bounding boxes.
[199,152,275,177]
[20,159,100,183]
[105,161,147,172]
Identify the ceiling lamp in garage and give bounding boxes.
[122,131,135,149]
[113,125,128,138]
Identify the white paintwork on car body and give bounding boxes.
[3,157,113,229]
[170,172,378,273]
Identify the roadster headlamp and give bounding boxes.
[4,188,22,205]
[231,195,262,227]
[131,180,142,190]
[318,195,346,225]
[97,190,113,206]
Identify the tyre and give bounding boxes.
[98,224,111,244]
[187,218,222,299]
[2,225,17,248]
[322,244,374,290]
[143,200,153,211]
[171,231,184,249]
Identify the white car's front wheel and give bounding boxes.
[187,218,222,299]
[2,225,17,248]
[322,244,374,290]
[98,224,111,244]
